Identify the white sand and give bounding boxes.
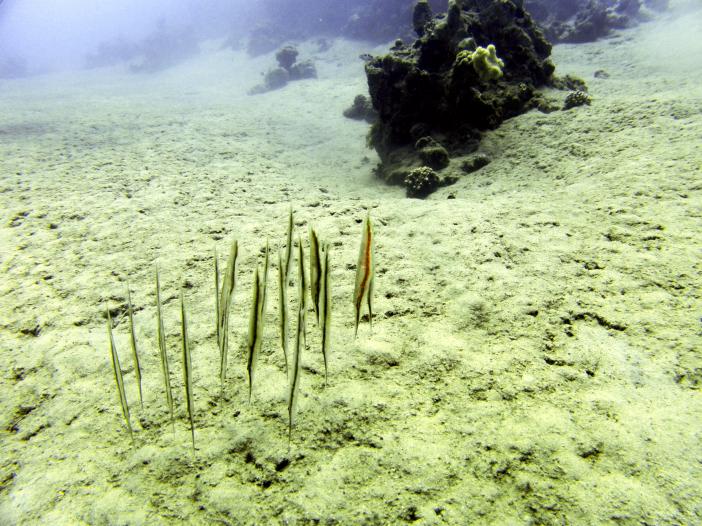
[0,4,700,525]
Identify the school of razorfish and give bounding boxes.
[105,209,375,449]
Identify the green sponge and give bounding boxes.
[456,44,504,82]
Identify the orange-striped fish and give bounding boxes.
[353,212,374,337]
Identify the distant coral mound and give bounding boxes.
[244,0,447,56]
[524,0,668,43]
[84,24,199,73]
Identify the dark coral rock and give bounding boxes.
[276,46,299,70]
[248,46,316,94]
[563,90,592,109]
[405,166,440,198]
[413,0,434,37]
[552,74,588,91]
[594,69,610,79]
[343,95,379,123]
[364,0,556,196]
[531,93,561,113]
[265,67,290,89]
[248,67,290,95]
[460,153,491,173]
[562,3,614,42]
[288,59,317,80]
[385,167,413,186]
[616,0,642,19]
[416,137,450,169]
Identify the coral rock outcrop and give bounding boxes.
[363,0,556,195]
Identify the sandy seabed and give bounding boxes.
[0,4,700,525]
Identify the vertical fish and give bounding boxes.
[278,249,289,376]
[107,307,134,443]
[214,246,220,348]
[288,298,304,444]
[353,212,374,337]
[260,240,270,321]
[284,207,294,282]
[288,237,306,443]
[246,267,261,403]
[297,236,307,348]
[319,243,331,384]
[126,286,143,409]
[180,291,195,450]
[309,225,321,324]
[218,239,238,390]
[155,269,175,433]
[246,242,269,402]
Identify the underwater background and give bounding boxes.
[0,0,701,524]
